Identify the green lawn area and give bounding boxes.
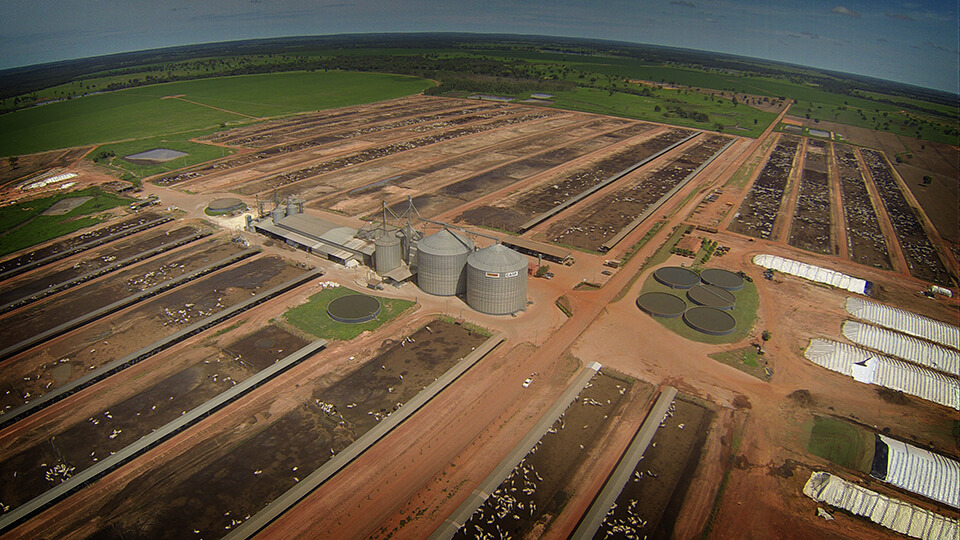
[548,87,775,138]
[708,346,771,381]
[638,267,759,344]
[787,101,958,145]
[0,71,434,157]
[806,416,875,473]
[0,186,133,257]
[283,287,416,341]
[89,129,235,181]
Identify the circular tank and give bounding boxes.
[270,207,286,224]
[683,306,736,335]
[417,229,474,296]
[466,243,528,315]
[207,197,245,215]
[636,292,686,318]
[285,202,300,216]
[327,294,381,324]
[375,231,402,275]
[687,284,736,310]
[654,266,700,289]
[699,268,744,291]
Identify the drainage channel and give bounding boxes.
[570,385,678,540]
[0,248,261,361]
[0,215,173,282]
[0,338,329,534]
[225,332,507,539]
[0,268,324,429]
[0,231,212,315]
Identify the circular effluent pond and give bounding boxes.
[699,268,744,291]
[636,292,687,318]
[687,284,736,310]
[327,294,382,324]
[653,266,700,289]
[683,307,736,335]
[206,197,246,215]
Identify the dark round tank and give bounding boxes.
[683,307,736,335]
[327,294,382,324]
[699,268,744,291]
[636,292,686,318]
[687,284,736,310]
[654,266,700,289]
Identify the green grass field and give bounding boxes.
[283,286,416,341]
[806,416,875,473]
[638,269,759,344]
[0,71,434,157]
[787,100,957,145]
[0,186,133,257]
[547,87,775,137]
[89,129,235,181]
[709,346,770,380]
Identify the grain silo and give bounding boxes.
[466,243,527,315]
[375,230,402,275]
[417,229,474,296]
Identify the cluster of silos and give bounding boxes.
[374,223,424,276]
[466,243,528,315]
[270,198,303,224]
[416,229,475,295]
[415,229,528,314]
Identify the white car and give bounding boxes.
[522,377,533,388]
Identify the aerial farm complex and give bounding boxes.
[0,82,957,540]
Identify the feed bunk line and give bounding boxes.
[0,215,173,282]
[571,386,678,539]
[0,338,329,534]
[0,268,324,429]
[516,132,701,234]
[0,230,212,315]
[0,248,261,361]
[430,361,603,540]
[599,137,736,253]
[225,333,506,539]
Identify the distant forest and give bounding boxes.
[2,33,956,109]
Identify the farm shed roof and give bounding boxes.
[804,338,959,410]
[842,321,959,376]
[803,471,959,540]
[752,253,869,295]
[845,297,959,351]
[877,435,960,509]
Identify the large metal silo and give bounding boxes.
[466,243,528,315]
[417,229,474,296]
[375,231,402,275]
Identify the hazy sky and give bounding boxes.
[1,0,958,94]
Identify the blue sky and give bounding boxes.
[1,0,958,94]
